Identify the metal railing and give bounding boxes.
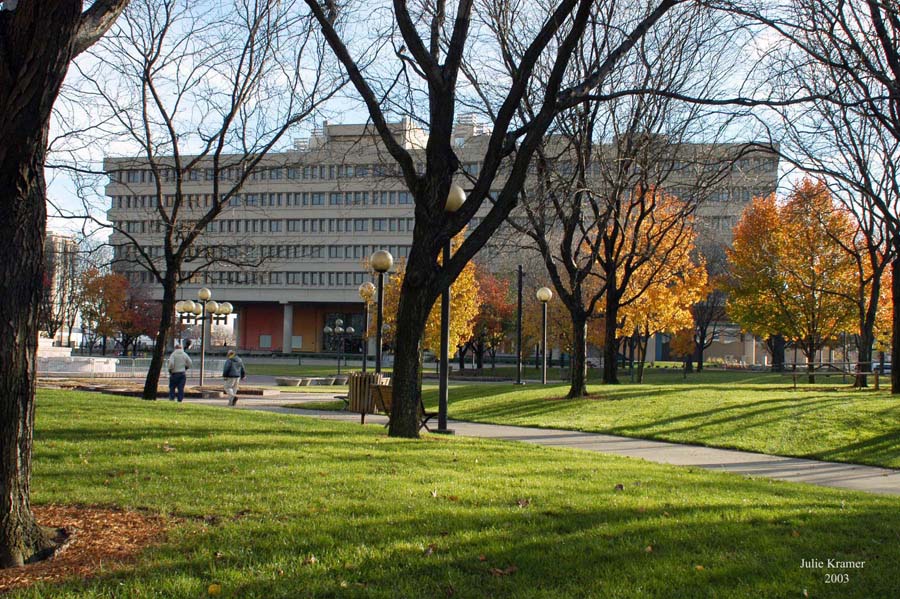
[37,356,226,379]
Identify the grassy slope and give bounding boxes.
[431,370,900,469]
[12,390,900,598]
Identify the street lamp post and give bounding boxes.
[436,183,466,435]
[516,264,524,385]
[370,250,394,374]
[324,319,355,375]
[358,282,376,373]
[536,287,553,385]
[175,288,232,386]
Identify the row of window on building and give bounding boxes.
[110,189,418,210]
[116,243,412,264]
[125,269,373,288]
[110,154,775,188]
[114,216,417,236]
[113,162,406,186]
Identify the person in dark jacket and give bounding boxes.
[222,350,246,406]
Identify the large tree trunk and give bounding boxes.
[855,325,875,389]
[804,343,816,384]
[0,1,94,565]
[892,253,899,394]
[602,294,620,384]
[142,273,178,400]
[388,278,432,438]
[855,272,882,388]
[567,311,588,398]
[636,332,648,384]
[0,142,58,568]
[768,335,786,372]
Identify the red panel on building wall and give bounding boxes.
[241,304,284,351]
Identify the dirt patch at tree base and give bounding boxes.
[0,505,167,593]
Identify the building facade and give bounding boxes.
[105,120,778,355]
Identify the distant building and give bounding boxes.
[43,232,79,345]
[105,119,777,355]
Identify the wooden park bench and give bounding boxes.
[339,372,386,423]
[371,384,437,432]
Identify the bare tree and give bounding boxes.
[497,3,751,392]
[55,0,344,399]
[304,0,686,436]
[691,240,728,372]
[38,236,78,341]
[0,0,131,569]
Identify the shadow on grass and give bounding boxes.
[21,389,900,598]
[29,481,900,599]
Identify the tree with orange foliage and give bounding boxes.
[814,194,894,387]
[380,235,480,358]
[464,268,515,371]
[595,190,702,383]
[618,220,707,382]
[728,180,858,383]
[669,328,695,377]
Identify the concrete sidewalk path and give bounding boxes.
[198,400,900,497]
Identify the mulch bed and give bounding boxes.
[0,505,168,594]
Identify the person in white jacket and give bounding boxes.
[167,343,193,402]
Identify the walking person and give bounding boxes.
[167,343,193,402]
[223,350,246,406]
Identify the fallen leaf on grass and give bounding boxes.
[162,443,175,453]
[791,530,801,537]
[516,498,530,508]
[695,565,705,571]
[490,565,518,577]
[645,545,653,553]
[207,582,222,596]
[424,543,437,557]
[478,555,487,562]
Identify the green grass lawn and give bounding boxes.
[11,389,900,598]
[432,369,900,469]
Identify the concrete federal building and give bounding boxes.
[105,118,778,356]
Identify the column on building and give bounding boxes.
[282,302,293,354]
[645,334,658,363]
[743,334,756,366]
[232,307,240,349]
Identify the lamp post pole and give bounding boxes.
[536,287,553,385]
[438,239,452,432]
[516,264,523,385]
[359,282,376,373]
[175,290,232,388]
[362,303,369,373]
[199,301,207,385]
[370,250,394,374]
[436,183,466,435]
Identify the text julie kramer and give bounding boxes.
[800,559,865,569]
